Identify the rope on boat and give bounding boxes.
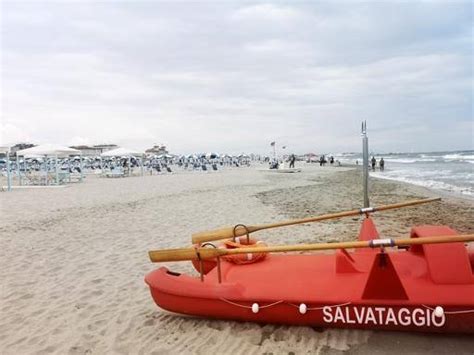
[219,298,284,309]
[422,305,474,315]
[287,301,352,311]
[219,298,350,311]
[219,299,474,315]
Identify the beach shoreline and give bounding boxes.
[1,164,473,354]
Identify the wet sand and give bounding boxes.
[1,164,473,354]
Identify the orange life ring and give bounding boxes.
[222,237,268,265]
[191,237,268,273]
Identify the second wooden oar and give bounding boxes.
[191,197,441,244]
[150,233,474,262]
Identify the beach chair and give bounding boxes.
[201,165,208,171]
[166,167,172,173]
[212,164,218,171]
[106,167,125,178]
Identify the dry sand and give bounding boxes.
[1,164,473,354]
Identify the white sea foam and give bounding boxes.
[372,172,474,196]
[442,154,474,161]
[384,158,438,164]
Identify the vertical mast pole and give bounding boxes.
[362,121,370,207]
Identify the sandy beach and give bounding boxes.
[1,164,473,354]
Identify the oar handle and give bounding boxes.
[191,197,441,244]
[150,233,474,262]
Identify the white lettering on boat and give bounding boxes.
[322,306,445,328]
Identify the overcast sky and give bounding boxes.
[1,1,472,154]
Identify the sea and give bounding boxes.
[334,150,474,197]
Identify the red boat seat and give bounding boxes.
[410,226,473,284]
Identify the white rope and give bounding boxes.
[219,298,283,309]
[219,299,474,315]
[219,298,350,311]
[287,301,352,310]
[422,305,474,315]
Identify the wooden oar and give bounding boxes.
[191,197,441,244]
[150,233,474,262]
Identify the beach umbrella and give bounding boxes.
[206,153,220,159]
[157,154,173,159]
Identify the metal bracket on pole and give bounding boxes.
[361,121,370,208]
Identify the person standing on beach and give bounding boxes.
[289,154,296,168]
[371,156,376,170]
[380,158,385,171]
[320,155,326,167]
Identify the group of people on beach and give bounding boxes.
[371,156,385,171]
[318,155,338,166]
[355,157,385,171]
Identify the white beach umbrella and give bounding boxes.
[206,152,220,159]
[16,144,81,158]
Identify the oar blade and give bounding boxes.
[148,247,222,262]
[191,225,253,244]
[149,248,198,262]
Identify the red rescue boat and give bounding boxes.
[145,218,474,333]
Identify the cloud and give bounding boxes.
[1,1,472,153]
[0,123,32,145]
[232,4,303,23]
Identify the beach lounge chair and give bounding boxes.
[212,164,218,171]
[201,165,207,171]
[105,167,125,178]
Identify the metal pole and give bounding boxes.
[80,155,83,182]
[6,151,11,191]
[361,121,370,207]
[17,154,21,186]
[55,155,59,185]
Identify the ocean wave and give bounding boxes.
[371,172,474,196]
[384,158,437,164]
[442,154,474,161]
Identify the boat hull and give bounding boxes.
[145,223,474,333]
[148,278,474,333]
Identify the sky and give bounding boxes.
[1,1,472,155]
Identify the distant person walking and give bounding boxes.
[371,156,376,171]
[319,155,326,167]
[380,158,385,171]
[289,154,296,168]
